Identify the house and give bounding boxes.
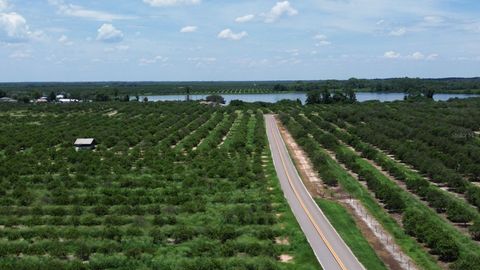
[56,94,65,99]
[199,101,226,107]
[0,97,17,103]
[36,97,48,103]
[74,138,97,150]
[59,98,79,103]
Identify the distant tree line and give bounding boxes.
[273,77,480,94]
[0,77,479,103]
[305,86,357,105]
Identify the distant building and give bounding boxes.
[74,138,97,150]
[199,101,226,107]
[59,98,79,103]
[56,94,65,99]
[0,97,17,103]
[36,97,48,103]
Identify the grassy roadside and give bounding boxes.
[275,119,389,270]
[280,113,441,269]
[315,198,388,270]
[322,151,442,270]
[345,145,480,255]
[263,147,321,270]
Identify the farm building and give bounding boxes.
[59,98,80,103]
[0,97,17,103]
[74,138,97,150]
[36,97,48,103]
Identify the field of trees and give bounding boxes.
[0,102,322,269]
[278,97,480,270]
[1,77,480,102]
[1,97,480,270]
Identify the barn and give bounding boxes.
[74,138,97,150]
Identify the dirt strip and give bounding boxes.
[275,115,418,270]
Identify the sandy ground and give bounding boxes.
[343,198,418,270]
[275,237,290,245]
[106,110,118,117]
[277,123,326,198]
[279,254,294,263]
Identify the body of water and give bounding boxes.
[140,92,479,104]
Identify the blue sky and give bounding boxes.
[0,0,479,82]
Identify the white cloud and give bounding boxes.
[285,49,299,56]
[313,34,331,46]
[314,34,327,40]
[262,1,298,23]
[49,0,133,21]
[139,55,168,65]
[180,25,197,33]
[187,57,216,62]
[408,51,425,60]
[0,0,9,11]
[424,16,444,24]
[426,53,439,60]
[389,27,406,36]
[0,12,35,42]
[235,14,255,23]
[9,50,31,59]
[144,0,201,7]
[58,34,73,45]
[383,51,438,61]
[188,57,216,68]
[406,52,439,61]
[96,24,124,43]
[217,28,247,41]
[384,51,400,59]
[104,45,130,52]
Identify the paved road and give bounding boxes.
[265,114,365,270]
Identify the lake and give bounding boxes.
[139,92,479,104]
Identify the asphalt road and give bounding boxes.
[265,114,365,270]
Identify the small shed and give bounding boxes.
[74,138,97,150]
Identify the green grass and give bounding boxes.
[263,147,322,270]
[314,143,442,270]
[347,146,480,255]
[315,198,388,270]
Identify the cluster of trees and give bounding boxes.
[273,77,480,94]
[279,112,338,189]
[194,113,236,152]
[319,99,480,209]
[336,150,406,212]
[305,87,356,105]
[329,124,480,236]
[0,103,316,269]
[1,77,479,104]
[403,208,460,262]
[294,113,407,213]
[205,95,226,104]
[281,107,480,269]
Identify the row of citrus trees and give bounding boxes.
[0,102,317,269]
[279,105,480,270]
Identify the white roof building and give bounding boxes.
[74,138,97,150]
[59,98,79,103]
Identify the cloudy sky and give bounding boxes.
[0,0,479,82]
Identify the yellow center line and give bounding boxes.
[269,118,348,270]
